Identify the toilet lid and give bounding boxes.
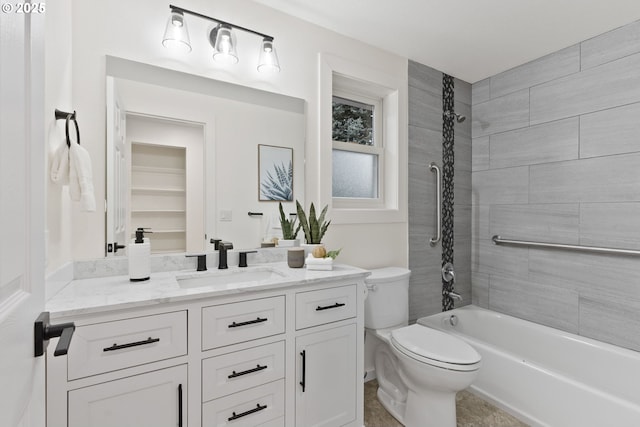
[391,324,481,367]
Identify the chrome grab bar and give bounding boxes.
[429,162,442,246]
[492,235,640,256]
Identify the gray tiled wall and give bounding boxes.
[471,19,640,352]
[408,61,472,321]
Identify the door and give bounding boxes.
[105,76,128,255]
[68,364,187,427]
[0,6,46,427]
[296,324,357,427]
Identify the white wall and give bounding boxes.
[47,0,409,270]
[45,0,73,273]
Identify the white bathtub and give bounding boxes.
[418,305,640,427]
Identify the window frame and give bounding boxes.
[332,89,385,208]
[318,53,408,225]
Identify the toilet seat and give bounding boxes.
[390,324,480,372]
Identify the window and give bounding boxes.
[319,53,407,224]
[332,94,383,201]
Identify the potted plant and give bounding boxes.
[295,200,331,255]
[278,202,301,247]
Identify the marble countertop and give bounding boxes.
[46,262,370,319]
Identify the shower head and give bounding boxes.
[444,110,466,123]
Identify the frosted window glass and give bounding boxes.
[332,149,378,198]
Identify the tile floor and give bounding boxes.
[364,380,529,427]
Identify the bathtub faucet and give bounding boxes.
[442,262,455,283]
[448,291,463,302]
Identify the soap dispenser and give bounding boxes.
[129,228,152,282]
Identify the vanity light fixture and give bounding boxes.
[162,4,280,73]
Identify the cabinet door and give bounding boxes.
[68,365,187,427]
[296,324,357,427]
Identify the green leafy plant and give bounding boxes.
[261,161,293,201]
[278,202,300,240]
[295,200,331,244]
[326,248,342,259]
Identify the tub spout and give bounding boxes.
[448,291,462,302]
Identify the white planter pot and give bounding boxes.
[278,239,300,247]
[301,243,323,258]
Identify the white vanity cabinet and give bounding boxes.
[46,269,366,427]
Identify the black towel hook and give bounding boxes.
[55,109,80,148]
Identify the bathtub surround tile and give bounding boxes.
[408,165,437,231]
[581,19,640,70]
[409,85,442,131]
[580,203,640,250]
[453,101,472,140]
[471,18,640,350]
[472,137,490,171]
[454,78,472,106]
[477,238,529,277]
[489,274,579,333]
[455,134,472,172]
[454,169,472,209]
[579,102,640,158]
[528,248,640,301]
[529,153,640,203]
[408,60,442,96]
[579,296,640,352]
[530,52,640,125]
[409,125,442,167]
[472,89,530,138]
[489,204,580,244]
[472,78,491,105]
[489,118,579,169]
[471,272,489,308]
[472,205,490,241]
[472,166,529,205]
[490,45,580,99]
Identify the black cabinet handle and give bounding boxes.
[316,302,346,311]
[103,337,160,352]
[228,403,267,421]
[299,350,306,392]
[178,384,183,427]
[228,317,267,328]
[228,364,268,379]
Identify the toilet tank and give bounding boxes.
[364,267,411,329]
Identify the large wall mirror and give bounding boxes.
[105,56,306,256]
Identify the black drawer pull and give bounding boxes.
[300,350,306,392]
[228,317,268,328]
[228,364,268,379]
[103,337,160,352]
[316,302,346,311]
[228,403,267,421]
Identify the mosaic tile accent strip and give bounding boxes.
[442,74,455,311]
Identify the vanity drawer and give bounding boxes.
[202,379,285,427]
[202,296,285,350]
[296,284,357,330]
[202,341,285,401]
[67,311,187,380]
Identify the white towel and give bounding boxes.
[50,143,70,185]
[69,140,96,212]
[262,213,282,242]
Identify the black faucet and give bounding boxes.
[238,250,257,268]
[186,254,207,272]
[218,242,234,269]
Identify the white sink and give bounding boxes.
[176,267,287,289]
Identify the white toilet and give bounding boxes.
[365,267,481,427]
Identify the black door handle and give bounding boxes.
[34,311,75,357]
[103,337,160,352]
[178,384,183,427]
[299,350,306,392]
[316,302,346,311]
[228,364,268,378]
[228,403,267,421]
[228,317,268,328]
